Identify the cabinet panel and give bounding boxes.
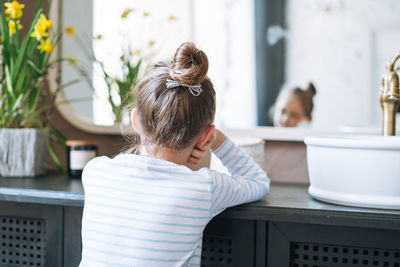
[268,222,400,267]
[202,218,255,267]
[0,201,63,267]
[64,206,83,267]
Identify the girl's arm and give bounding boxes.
[209,130,270,216]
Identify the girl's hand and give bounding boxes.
[188,127,216,164]
[187,129,227,164]
[210,129,226,151]
[187,129,216,165]
[187,146,208,165]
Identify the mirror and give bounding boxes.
[59,0,256,133]
[58,0,400,134]
[280,0,400,132]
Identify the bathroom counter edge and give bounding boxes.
[0,174,399,230]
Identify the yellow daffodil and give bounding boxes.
[8,20,16,36]
[68,54,78,65]
[38,14,52,30]
[143,12,149,17]
[64,26,75,36]
[4,1,24,19]
[8,20,22,36]
[168,15,177,21]
[121,8,133,19]
[148,40,155,46]
[30,22,48,41]
[37,38,52,53]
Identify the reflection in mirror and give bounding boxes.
[271,83,316,128]
[60,0,400,133]
[281,0,400,131]
[61,0,256,129]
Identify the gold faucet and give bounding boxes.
[380,53,400,136]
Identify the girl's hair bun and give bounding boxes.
[307,82,317,97]
[169,42,209,85]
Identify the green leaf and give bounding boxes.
[27,87,42,117]
[27,60,44,76]
[44,134,66,173]
[47,124,66,149]
[12,9,42,81]
[15,68,27,94]
[4,65,15,98]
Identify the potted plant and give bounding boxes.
[0,0,66,177]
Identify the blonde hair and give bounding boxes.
[131,42,216,153]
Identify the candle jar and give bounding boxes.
[66,140,98,178]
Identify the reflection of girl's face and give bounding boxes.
[279,95,309,127]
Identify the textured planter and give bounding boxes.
[0,129,47,177]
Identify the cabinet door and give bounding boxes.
[64,206,83,267]
[267,222,400,267]
[202,218,255,267]
[0,201,63,267]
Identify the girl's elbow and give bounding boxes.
[261,176,270,195]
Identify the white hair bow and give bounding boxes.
[166,79,202,96]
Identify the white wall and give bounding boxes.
[192,0,257,128]
[285,0,400,129]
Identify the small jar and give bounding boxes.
[66,140,98,178]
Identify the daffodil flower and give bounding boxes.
[4,1,24,19]
[37,38,52,53]
[134,49,140,56]
[95,34,103,40]
[148,40,155,46]
[121,8,133,19]
[8,20,22,36]
[38,14,52,30]
[64,26,75,36]
[8,20,16,36]
[168,15,177,21]
[143,12,149,17]
[30,23,48,41]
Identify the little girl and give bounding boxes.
[273,82,317,127]
[80,42,270,267]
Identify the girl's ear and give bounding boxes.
[196,124,215,148]
[131,108,140,133]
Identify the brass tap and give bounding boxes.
[380,53,400,136]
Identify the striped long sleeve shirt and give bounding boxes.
[79,138,270,267]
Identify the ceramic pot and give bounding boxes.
[0,128,47,177]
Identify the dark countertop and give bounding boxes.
[1,174,399,230]
[0,173,84,207]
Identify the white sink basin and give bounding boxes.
[305,135,400,209]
